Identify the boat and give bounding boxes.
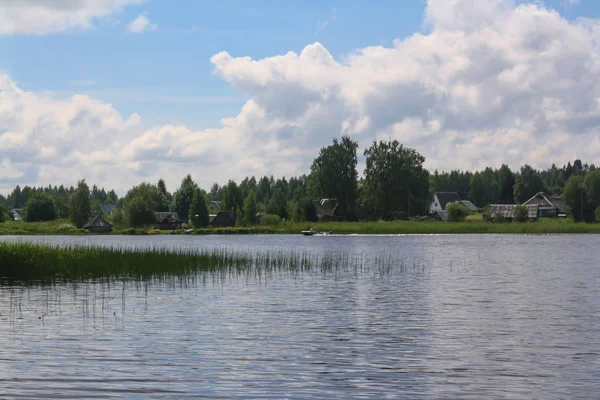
[301,227,318,236]
[184,228,195,234]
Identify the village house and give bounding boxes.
[11,208,23,221]
[313,199,345,223]
[489,204,539,221]
[154,212,182,230]
[429,192,462,213]
[522,192,568,217]
[210,210,236,227]
[83,215,112,233]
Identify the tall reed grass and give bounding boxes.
[0,242,405,283]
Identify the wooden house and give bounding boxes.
[429,192,462,213]
[313,199,344,223]
[210,211,236,227]
[522,192,568,217]
[489,204,539,220]
[83,215,112,233]
[154,212,182,230]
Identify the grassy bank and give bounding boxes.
[0,242,387,283]
[2,218,600,235]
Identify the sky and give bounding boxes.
[1,0,600,195]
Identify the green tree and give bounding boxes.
[309,136,359,219]
[69,179,92,228]
[362,139,429,219]
[123,183,168,227]
[189,188,209,228]
[242,190,258,225]
[446,202,469,222]
[469,172,486,207]
[0,201,7,223]
[563,175,592,222]
[174,175,197,222]
[222,180,244,213]
[23,193,57,222]
[514,165,545,203]
[267,188,289,220]
[584,169,600,207]
[498,165,516,204]
[595,206,600,223]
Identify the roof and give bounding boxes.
[523,192,568,213]
[154,212,181,223]
[211,211,236,226]
[210,201,222,210]
[490,204,539,219]
[434,192,462,210]
[460,200,479,211]
[100,204,116,215]
[313,199,340,218]
[83,215,112,229]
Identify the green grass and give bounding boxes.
[3,217,600,235]
[0,242,399,283]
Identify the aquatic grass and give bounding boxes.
[1,242,405,284]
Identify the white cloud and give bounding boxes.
[0,0,144,35]
[2,0,600,193]
[127,14,157,33]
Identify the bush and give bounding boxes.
[596,206,600,223]
[23,193,57,222]
[446,202,469,222]
[514,205,529,222]
[260,214,282,226]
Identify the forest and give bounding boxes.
[1,136,599,228]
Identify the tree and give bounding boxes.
[241,190,258,226]
[498,164,516,204]
[514,165,545,204]
[362,139,429,219]
[189,188,209,228]
[0,201,7,223]
[267,188,289,220]
[174,175,197,222]
[563,175,593,222]
[69,179,92,228]
[222,180,244,213]
[584,169,600,207]
[23,193,57,222]
[446,202,469,222]
[309,136,359,219]
[469,172,486,207]
[123,183,168,227]
[595,206,600,223]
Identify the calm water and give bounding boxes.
[1,234,599,399]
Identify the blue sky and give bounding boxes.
[1,0,600,193]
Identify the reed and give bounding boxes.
[0,242,404,283]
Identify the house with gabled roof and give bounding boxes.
[83,215,112,233]
[522,192,568,217]
[154,212,182,230]
[313,198,344,223]
[429,192,462,213]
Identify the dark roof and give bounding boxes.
[435,192,462,210]
[154,212,181,223]
[460,200,479,211]
[313,199,340,218]
[211,211,235,227]
[523,192,568,213]
[83,215,112,229]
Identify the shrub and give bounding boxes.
[596,206,600,223]
[260,214,282,226]
[446,202,469,222]
[23,193,57,222]
[514,205,529,222]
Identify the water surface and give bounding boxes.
[1,234,599,398]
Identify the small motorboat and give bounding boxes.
[301,227,318,236]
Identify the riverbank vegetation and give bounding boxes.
[0,242,388,283]
[2,136,600,234]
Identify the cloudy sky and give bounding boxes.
[1,0,600,195]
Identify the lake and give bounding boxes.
[1,234,599,399]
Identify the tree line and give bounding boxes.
[1,136,599,226]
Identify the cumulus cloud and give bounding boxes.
[127,14,157,33]
[1,0,600,193]
[0,0,143,35]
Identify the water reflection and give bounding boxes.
[0,234,599,398]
